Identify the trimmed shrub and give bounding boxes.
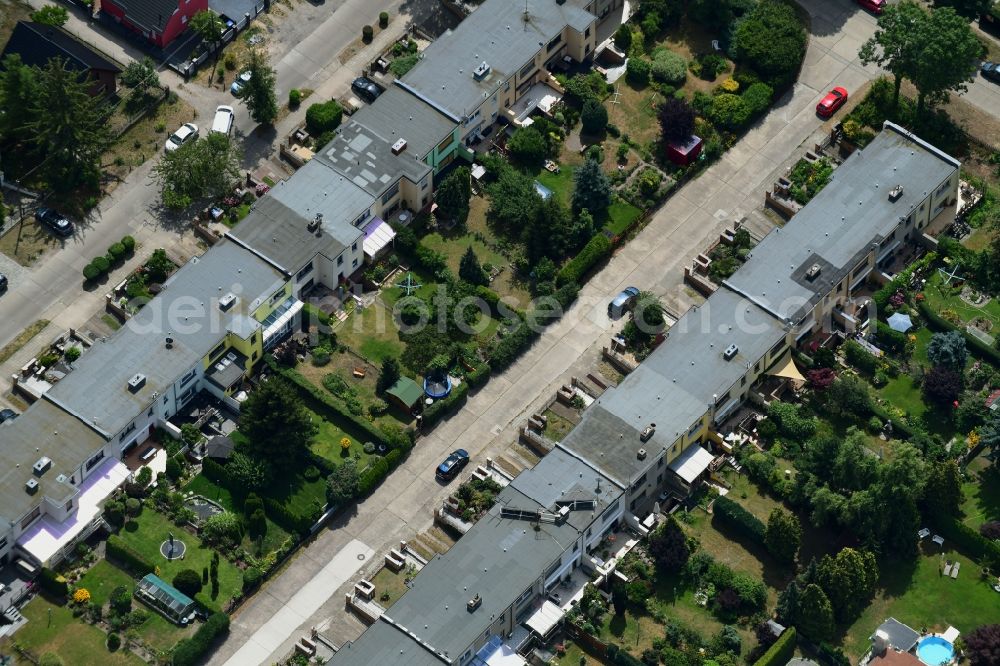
[465,361,491,389]
[38,567,68,597]
[107,535,155,576]
[651,50,687,84]
[742,82,774,116]
[108,242,126,262]
[379,11,389,27]
[305,100,344,137]
[362,25,373,42]
[557,234,612,286]
[288,88,302,109]
[107,633,121,651]
[488,321,538,372]
[242,566,263,592]
[713,495,766,544]
[83,263,102,281]
[626,57,651,86]
[753,627,797,666]
[92,256,110,273]
[262,497,317,537]
[172,569,203,597]
[172,612,230,666]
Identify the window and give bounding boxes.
[518,61,536,81]
[0,536,8,550]
[270,288,286,305]
[754,361,760,373]
[516,587,533,604]
[296,262,314,281]
[504,81,510,92]
[689,420,701,437]
[118,422,136,442]
[631,473,647,490]
[437,134,453,153]
[421,179,429,190]
[65,499,73,511]
[601,503,617,524]
[352,242,358,252]
[544,560,561,578]
[768,339,785,360]
[337,255,343,266]
[251,351,258,361]
[546,34,562,52]
[381,182,400,205]
[21,505,41,530]
[163,395,168,404]
[209,342,226,362]
[180,367,197,387]
[672,443,678,452]
[740,376,746,387]
[657,457,664,468]
[352,258,359,268]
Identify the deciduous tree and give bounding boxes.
[487,167,541,237]
[923,365,963,405]
[816,548,878,623]
[30,5,68,26]
[859,1,927,108]
[326,459,360,505]
[243,48,278,125]
[965,624,1000,666]
[239,377,318,474]
[190,10,226,77]
[435,166,472,226]
[648,517,690,571]
[507,126,547,165]
[765,508,801,564]
[922,459,962,517]
[152,131,241,210]
[932,0,993,19]
[658,96,696,144]
[731,0,806,88]
[796,584,835,642]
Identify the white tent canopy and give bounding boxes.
[669,444,714,484]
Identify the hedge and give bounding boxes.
[932,515,1000,569]
[262,496,319,537]
[556,234,612,286]
[918,300,1000,367]
[713,495,765,544]
[422,381,469,428]
[357,438,413,497]
[465,360,491,389]
[753,627,797,666]
[488,321,539,371]
[172,612,230,666]
[605,644,644,666]
[38,567,68,597]
[107,534,155,576]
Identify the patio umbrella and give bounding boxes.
[887,312,913,332]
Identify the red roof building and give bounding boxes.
[665,134,703,166]
[101,0,207,49]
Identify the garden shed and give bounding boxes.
[386,376,423,412]
[665,134,703,166]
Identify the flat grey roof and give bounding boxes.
[348,84,457,162]
[726,122,959,323]
[0,399,106,524]
[228,162,368,275]
[561,288,786,486]
[399,0,594,120]
[45,241,284,438]
[317,110,433,197]
[331,448,624,666]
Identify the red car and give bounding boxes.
[816,87,849,118]
[856,0,885,14]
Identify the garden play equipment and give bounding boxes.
[424,370,452,400]
[937,263,963,288]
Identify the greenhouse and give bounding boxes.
[135,573,197,624]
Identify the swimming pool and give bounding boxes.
[916,636,954,666]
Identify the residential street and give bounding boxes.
[207,2,887,664]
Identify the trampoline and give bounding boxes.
[424,372,452,399]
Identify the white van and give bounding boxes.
[211,105,235,135]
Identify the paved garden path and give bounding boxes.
[207,2,888,663]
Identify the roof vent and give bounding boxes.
[33,456,52,476]
[391,138,408,155]
[640,423,656,442]
[25,478,39,494]
[219,292,238,312]
[723,344,739,361]
[888,184,904,202]
[637,447,647,460]
[805,263,822,281]
[473,61,491,81]
[56,474,67,484]
[165,337,174,349]
[127,373,146,392]
[467,594,482,612]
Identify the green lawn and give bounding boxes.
[311,416,372,469]
[535,164,576,206]
[605,200,643,236]
[841,545,1000,658]
[181,474,293,555]
[1,596,143,666]
[422,230,507,277]
[534,165,642,236]
[370,566,411,608]
[923,270,1000,330]
[135,609,195,652]
[76,560,135,607]
[555,640,607,665]
[336,299,406,363]
[960,462,1000,531]
[115,509,242,612]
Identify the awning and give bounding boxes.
[524,600,564,638]
[668,444,714,484]
[472,636,528,666]
[767,352,805,382]
[18,458,130,565]
[363,217,396,259]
